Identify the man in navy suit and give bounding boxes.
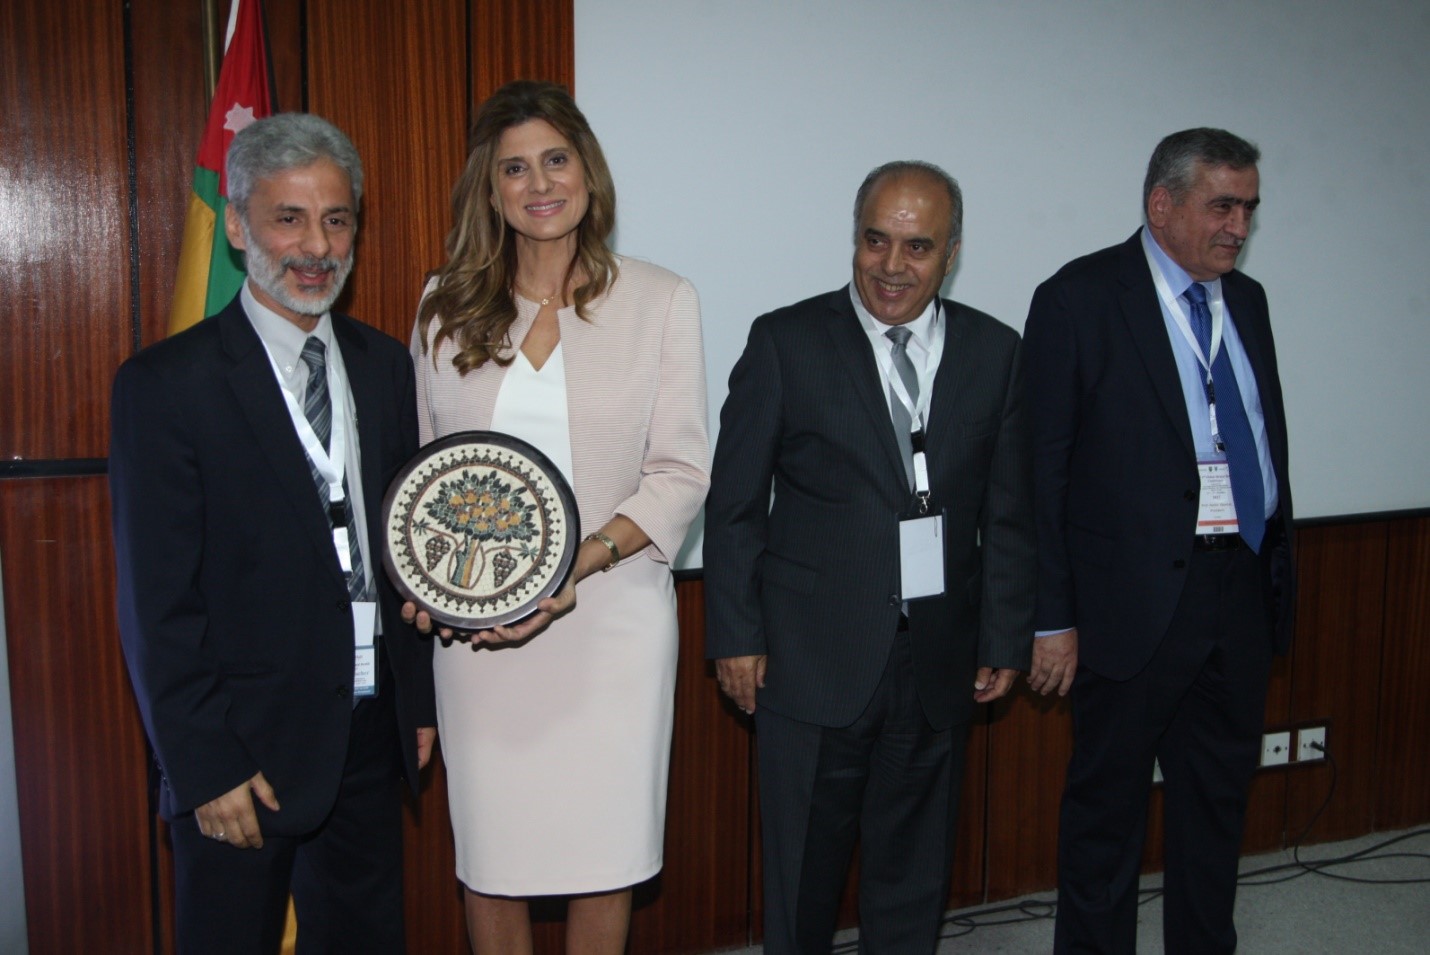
[706,161,1035,954]
[111,113,435,953]
[1023,128,1295,954]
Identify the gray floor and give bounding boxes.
[723,827,1430,954]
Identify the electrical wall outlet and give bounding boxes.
[1297,725,1327,762]
[1261,731,1291,767]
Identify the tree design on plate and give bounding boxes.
[420,470,538,590]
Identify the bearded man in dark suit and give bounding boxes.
[1023,128,1295,954]
[111,113,435,954]
[705,161,1035,954]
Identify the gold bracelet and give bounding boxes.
[584,531,620,571]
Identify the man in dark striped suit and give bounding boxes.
[705,161,1036,954]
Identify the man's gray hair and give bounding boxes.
[854,160,963,250]
[1143,127,1259,209]
[226,113,364,215]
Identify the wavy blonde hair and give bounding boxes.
[418,80,618,373]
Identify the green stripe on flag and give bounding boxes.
[194,167,246,318]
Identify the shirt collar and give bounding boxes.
[1141,227,1221,301]
[241,281,333,376]
[848,283,940,348]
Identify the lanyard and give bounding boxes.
[1149,266,1224,383]
[258,338,358,571]
[1148,266,1229,443]
[872,303,945,433]
[873,305,944,509]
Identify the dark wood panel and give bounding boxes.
[1376,517,1430,828]
[0,0,132,460]
[628,579,752,954]
[264,0,305,115]
[472,0,575,101]
[128,0,306,351]
[1286,523,1389,842]
[306,0,468,347]
[401,750,466,954]
[1,477,154,954]
[130,0,210,350]
[985,686,1071,901]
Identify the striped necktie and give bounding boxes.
[300,337,369,599]
[885,326,919,489]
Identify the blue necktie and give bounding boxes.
[1184,283,1265,553]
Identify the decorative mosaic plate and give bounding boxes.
[381,431,580,630]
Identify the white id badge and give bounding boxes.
[352,601,378,698]
[1196,457,1240,536]
[898,512,946,600]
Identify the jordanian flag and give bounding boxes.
[167,0,273,335]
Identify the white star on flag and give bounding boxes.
[223,103,257,134]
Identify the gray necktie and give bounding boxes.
[299,338,368,600]
[885,326,919,488]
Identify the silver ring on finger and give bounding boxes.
[212,831,226,841]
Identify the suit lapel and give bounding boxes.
[825,290,909,487]
[333,315,385,533]
[1223,276,1289,488]
[923,297,966,453]
[1118,233,1196,459]
[217,302,346,587]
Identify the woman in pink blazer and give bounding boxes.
[406,80,708,954]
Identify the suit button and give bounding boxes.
[335,685,350,699]
[1173,559,1186,569]
[888,594,900,606]
[1183,489,1197,502]
[337,599,350,612]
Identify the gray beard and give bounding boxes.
[240,223,354,317]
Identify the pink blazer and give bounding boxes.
[411,257,710,563]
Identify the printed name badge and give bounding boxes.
[352,601,378,698]
[1196,457,1240,536]
[899,512,946,600]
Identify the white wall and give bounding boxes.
[575,0,1430,565]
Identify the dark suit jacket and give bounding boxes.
[1022,231,1295,681]
[110,298,436,835]
[704,288,1035,731]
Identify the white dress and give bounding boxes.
[434,342,679,897]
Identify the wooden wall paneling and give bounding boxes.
[401,749,466,955]
[0,0,133,461]
[1284,523,1389,843]
[1376,517,1430,829]
[129,0,211,350]
[1238,652,1294,854]
[305,0,469,347]
[2,478,154,953]
[125,0,307,351]
[627,579,753,954]
[984,687,1071,901]
[471,0,576,102]
[264,0,306,116]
